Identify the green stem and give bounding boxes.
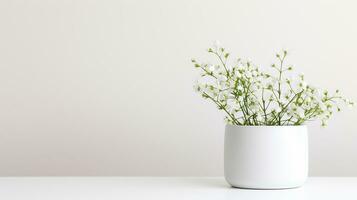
[203,92,241,125]
[212,52,230,76]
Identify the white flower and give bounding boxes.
[250,84,258,91]
[318,101,327,111]
[252,70,258,77]
[299,73,305,80]
[237,65,245,71]
[212,40,221,52]
[296,107,305,118]
[315,88,323,98]
[250,104,260,113]
[208,64,215,72]
[207,64,221,73]
[245,71,252,78]
[234,71,242,78]
[270,77,278,85]
[256,114,263,122]
[217,75,227,82]
[298,81,307,89]
[226,99,240,114]
[218,93,227,102]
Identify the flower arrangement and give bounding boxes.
[192,42,353,126]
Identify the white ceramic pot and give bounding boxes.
[224,125,308,189]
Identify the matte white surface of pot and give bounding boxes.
[224,125,308,189]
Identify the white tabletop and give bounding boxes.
[0,177,356,200]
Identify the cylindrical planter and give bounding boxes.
[224,125,308,189]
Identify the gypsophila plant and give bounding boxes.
[192,41,354,126]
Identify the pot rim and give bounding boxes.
[226,124,307,128]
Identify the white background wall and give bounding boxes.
[0,0,356,176]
